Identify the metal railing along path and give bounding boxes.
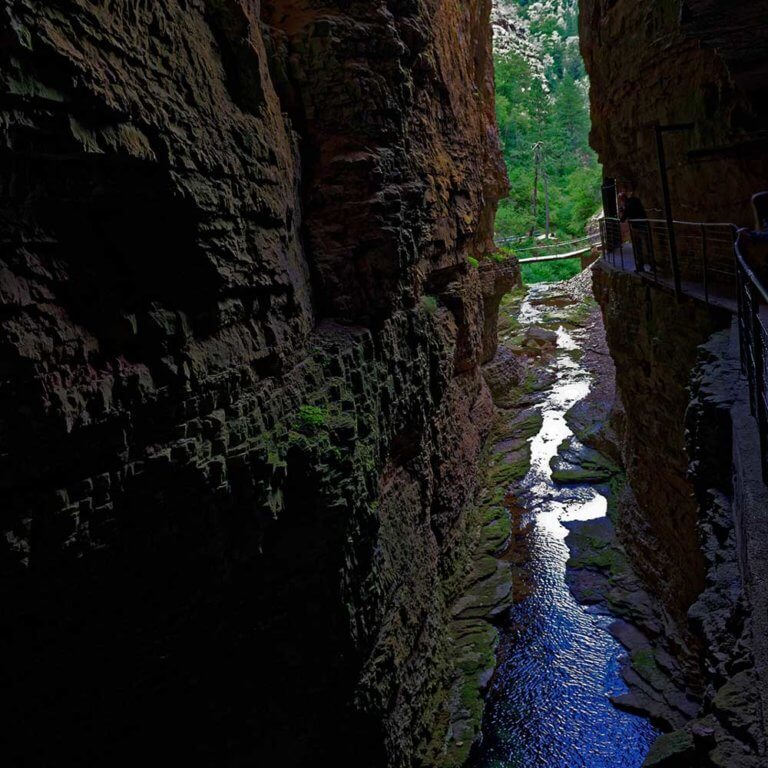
[598,217,738,305]
[736,239,768,482]
[494,230,544,246]
[599,217,626,269]
[495,232,602,261]
[629,219,738,302]
[517,246,593,264]
[598,214,767,479]
[512,233,600,253]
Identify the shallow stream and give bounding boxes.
[470,284,658,768]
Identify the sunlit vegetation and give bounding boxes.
[519,257,582,284]
[494,0,602,241]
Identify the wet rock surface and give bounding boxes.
[592,265,731,625]
[431,286,542,767]
[552,277,705,741]
[450,274,660,768]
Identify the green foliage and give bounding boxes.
[467,255,479,268]
[297,404,328,429]
[494,3,602,245]
[420,294,438,314]
[520,257,582,284]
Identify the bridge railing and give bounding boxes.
[494,231,543,246]
[736,239,768,482]
[496,232,602,260]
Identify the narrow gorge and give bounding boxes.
[0,1,766,767]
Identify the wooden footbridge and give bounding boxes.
[495,232,602,269]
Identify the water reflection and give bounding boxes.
[470,287,657,768]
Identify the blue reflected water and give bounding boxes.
[470,289,658,768]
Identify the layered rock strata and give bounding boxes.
[592,266,731,623]
[583,1,768,759]
[592,266,767,765]
[580,0,768,225]
[0,2,513,765]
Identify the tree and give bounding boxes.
[493,1,602,240]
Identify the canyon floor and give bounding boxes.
[442,269,699,767]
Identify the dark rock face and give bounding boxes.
[580,0,768,226]
[584,2,768,761]
[592,267,730,622]
[680,0,768,128]
[682,331,767,766]
[0,2,513,765]
[592,270,768,766]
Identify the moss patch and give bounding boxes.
[438,495,513,767]
[297,403,328,429]
[566,518,628,579]
[437,298,546,765]
[642,729,695,766]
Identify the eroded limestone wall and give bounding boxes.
[592,267,730,624]
[580,0,768,225]
[0,2,512,765]
[593,263,766,764]
[584,4,768,760]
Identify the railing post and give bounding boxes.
[752,281,763,410]
[737,262,747,373]
[736,241,768,483]
[629,222,638,273]
[655,125,686,299]
[701,223,709,304]
[619,223,625,270]
[600,220,606,262]
[750,284,768,483]
[731,225,739,297]
[648,224,658,283]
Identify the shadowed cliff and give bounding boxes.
[0,1,515,765]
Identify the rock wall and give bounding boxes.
[584,3,768,760]
[680,330,767,766]
[580,0,768,225]
[593,266,768,764]
[0,2,513,765]
[592,267,731,623]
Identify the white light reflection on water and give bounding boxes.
[470,286,658,768]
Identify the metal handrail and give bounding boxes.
[495,233,600,251]
[736,238,768,304]
[630,217,737,228]
[597,216,738,305]
[598,217,626,269]
[517,245,593,264]
[596,216,767,479]
[735,237,768,482]
[499,235,598,252]
[494,231,544,245]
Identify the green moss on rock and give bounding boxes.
[642,729,695,766]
